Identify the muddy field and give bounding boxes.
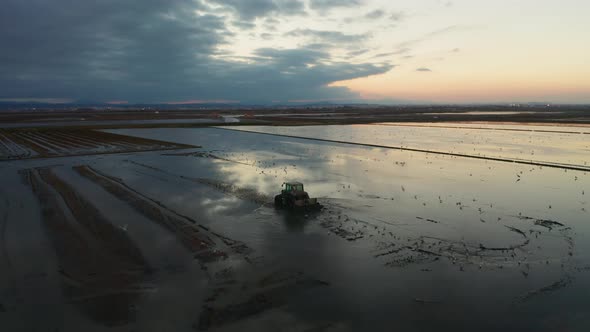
[1,105,590,128]
[1,123,589,332]
[0,129,195,160]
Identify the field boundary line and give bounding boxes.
[372,123,590,135]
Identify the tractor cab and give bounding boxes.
[283,182,304,193]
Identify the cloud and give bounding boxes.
[265,17,281,25]
[365,9,385,19]
[260,33,274,40]
[0,0,392,103]
[285,28,370,44]
[209,0,306,21]
[372,48,411,59]
[202,51,393,102]
[343,9,404,24]
[373,52,396,58]
[416,67,432,72]
[232,21,257,30]
[392,25,471,55]
[0,98,74,104]
[389,11,406,21]
[347,49,371,57]
[438,0,453,8]
[310,0,362,12]
[253,48,330,66]
[425,25,464,38]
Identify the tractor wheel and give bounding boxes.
[274,195,283,208]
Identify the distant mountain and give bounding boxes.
[0,100,383,111]
[1,100,587,111]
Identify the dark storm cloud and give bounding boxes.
[254,48,329,65]
[220,57,392,101]
[0,0,392,102]
[209,0,306,20]
[186,48,393,101]
[285,29,369,44]
[232,21,257,30]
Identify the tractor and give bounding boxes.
[274,182,322,211]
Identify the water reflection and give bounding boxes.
[275,208,316,232]
[74,127,590,330]
[221,124,590,168]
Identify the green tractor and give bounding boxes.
[274,182,322,211]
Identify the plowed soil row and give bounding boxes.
[73,165,247,263]
[0,129,197,160]
[72,165,332,331]
[21,168,150,326]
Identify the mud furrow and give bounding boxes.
[74,165,242,263]
[0,198,10,267]
[518,276,573,302]
[71,165,336,330]
[21,168,151,327]
[127,160,272,205]
[52,131,119,149]
[0,129,198,160]
[31,132,76,153]
[197,272,329,331]
[37,168,148,267]
[43,131,95,149]
[8,132,52,155]
[18,131,64,154]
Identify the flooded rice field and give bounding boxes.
[1,124,589,331]
[224,124,590,169]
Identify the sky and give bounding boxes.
[1,0,589,104]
